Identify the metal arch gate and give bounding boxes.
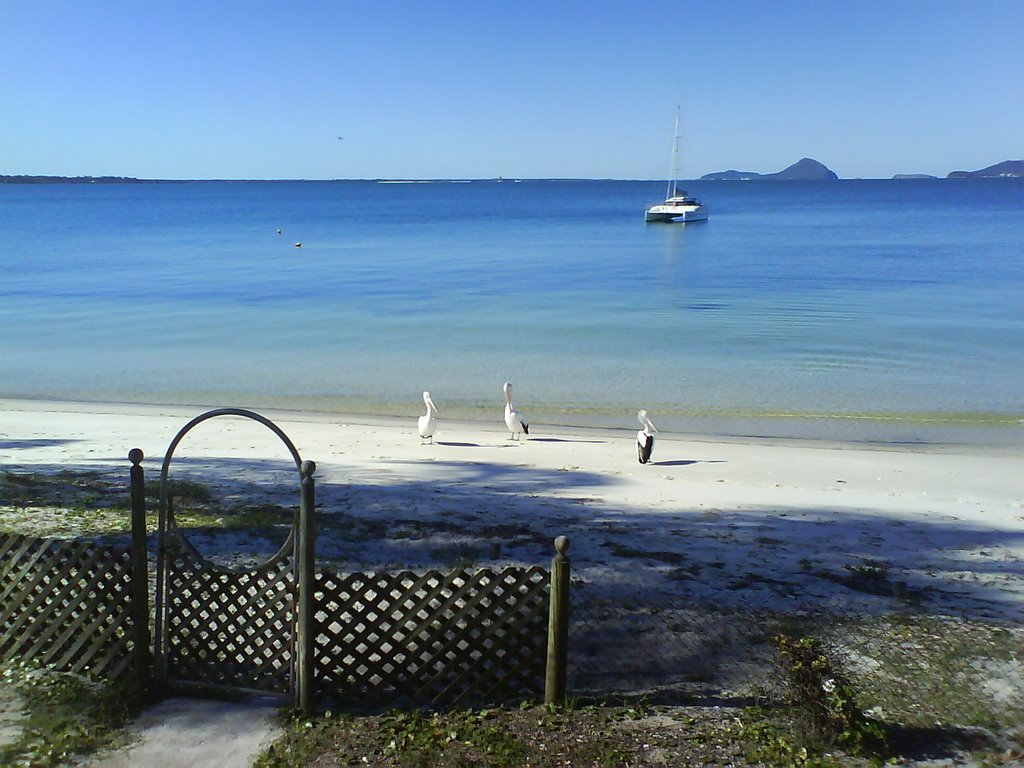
[152,408,316,709]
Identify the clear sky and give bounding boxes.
[2,1,1021,180]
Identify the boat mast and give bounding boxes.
[666,106,681,199]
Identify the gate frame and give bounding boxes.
[151,407,316,711]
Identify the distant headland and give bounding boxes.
[893,161,1024,180]
[945,160,1024,179]
[701,158,839,181]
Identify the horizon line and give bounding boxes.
[4,174,1007,184]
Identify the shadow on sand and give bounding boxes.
[5,452,1022,624]
[0,438,82,450]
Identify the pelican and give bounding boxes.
[418,391,439,444]
[636,409,658,464]
[503,382,529,441]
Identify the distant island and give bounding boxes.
[0,175,160,184]
[700,158,839,181]
[946,160,1024,179]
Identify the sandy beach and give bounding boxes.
[2,397,1022,623]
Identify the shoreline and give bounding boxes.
[2,397,1023,622]
[3,396,1021,454]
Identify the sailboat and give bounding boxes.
[645,108,708,223]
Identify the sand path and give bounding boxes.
[84,698,280,768]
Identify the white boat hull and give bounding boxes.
[645,202,708,223]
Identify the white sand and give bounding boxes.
[3,397,1022,621]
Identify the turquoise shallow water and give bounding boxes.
[1,179,1022,445]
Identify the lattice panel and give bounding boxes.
[164,550,294,695]
[314,566,549,706]
[0,533,136,679]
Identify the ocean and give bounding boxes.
[2,178,1022,445]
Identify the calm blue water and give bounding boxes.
[2,179,1022,444]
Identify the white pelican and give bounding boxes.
[636,409,657,464]
[418,391,439,444]
[503,382,529,441]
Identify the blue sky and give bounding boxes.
[2,1,1021,180]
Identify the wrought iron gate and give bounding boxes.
[152,408,316,706]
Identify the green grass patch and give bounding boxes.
[255,704,666,768]
[252,700,908,768]
[774,634,887,758]
[828,616,1024,731]
[599,540,687,565]
[0,661,144,767]
[427,543,485,569]
[0,469,295,538]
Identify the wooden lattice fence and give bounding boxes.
[314,565,550,707]
[153,554,553,706]
[0,533,140,680]
[0,410,572,713]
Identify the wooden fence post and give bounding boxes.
[545,535,570,705]
[295,460,317,714]
[128,449,151,687]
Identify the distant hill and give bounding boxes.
[701,158,838,181]
[893,174,937,180]
[946,160,1024,179]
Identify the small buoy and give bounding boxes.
[294,242,302,248]
[276,228,282,234]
